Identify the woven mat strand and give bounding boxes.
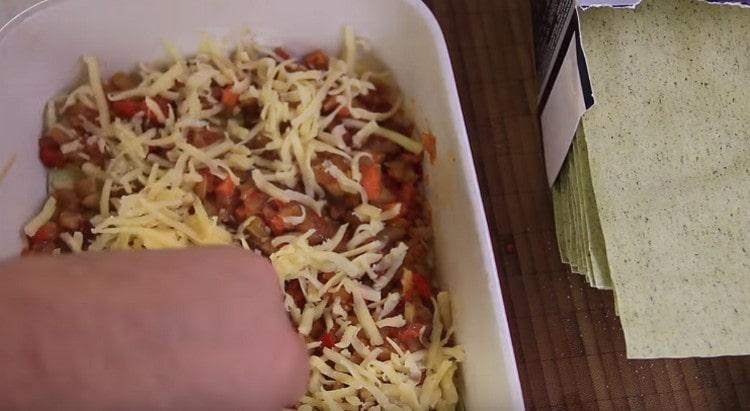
[424,0,750,409]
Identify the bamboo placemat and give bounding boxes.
[423,0,750,408]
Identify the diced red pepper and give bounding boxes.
[412,271,432,300]
[221,87,239,110]
[39,140,65,168]
[320,331,336,349]
[360,162,382,200]
[31,222,59,243]
[214,178,235,198]
[111,99,142,119]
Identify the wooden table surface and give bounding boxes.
[423,0,750,409]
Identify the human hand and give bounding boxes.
[0,247,308,410]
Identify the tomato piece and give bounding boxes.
[110,99,142,119]
[221,87,239,110]
[320,331,336,349]
[360,162,382,200]
[214,178,235,198]
[31,222,59,243]
[412,271,432,300]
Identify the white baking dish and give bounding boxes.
[0,0,523,408]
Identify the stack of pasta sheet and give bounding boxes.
[552,0,750,358]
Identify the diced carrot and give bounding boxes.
[214,178,235,198]
[320,331,336,349]
[31,222,59,243]
[110,99,142,119]
[360,162,382,200]
[303,49,328,70]
[221,87,239,110]
[421,132,437,163]
[274,47,291,60]
[411,271,432,300]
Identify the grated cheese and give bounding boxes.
[82,56,111,128]
[29,28,462,410]
[60,231,84,253]
[345,119,423,154]
[23,196,56,236]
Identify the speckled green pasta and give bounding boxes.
[578,127,612,290]
[571,140,589,279]
[580,0,750,358]
[552,175,569,264]
[553,126,613,290]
